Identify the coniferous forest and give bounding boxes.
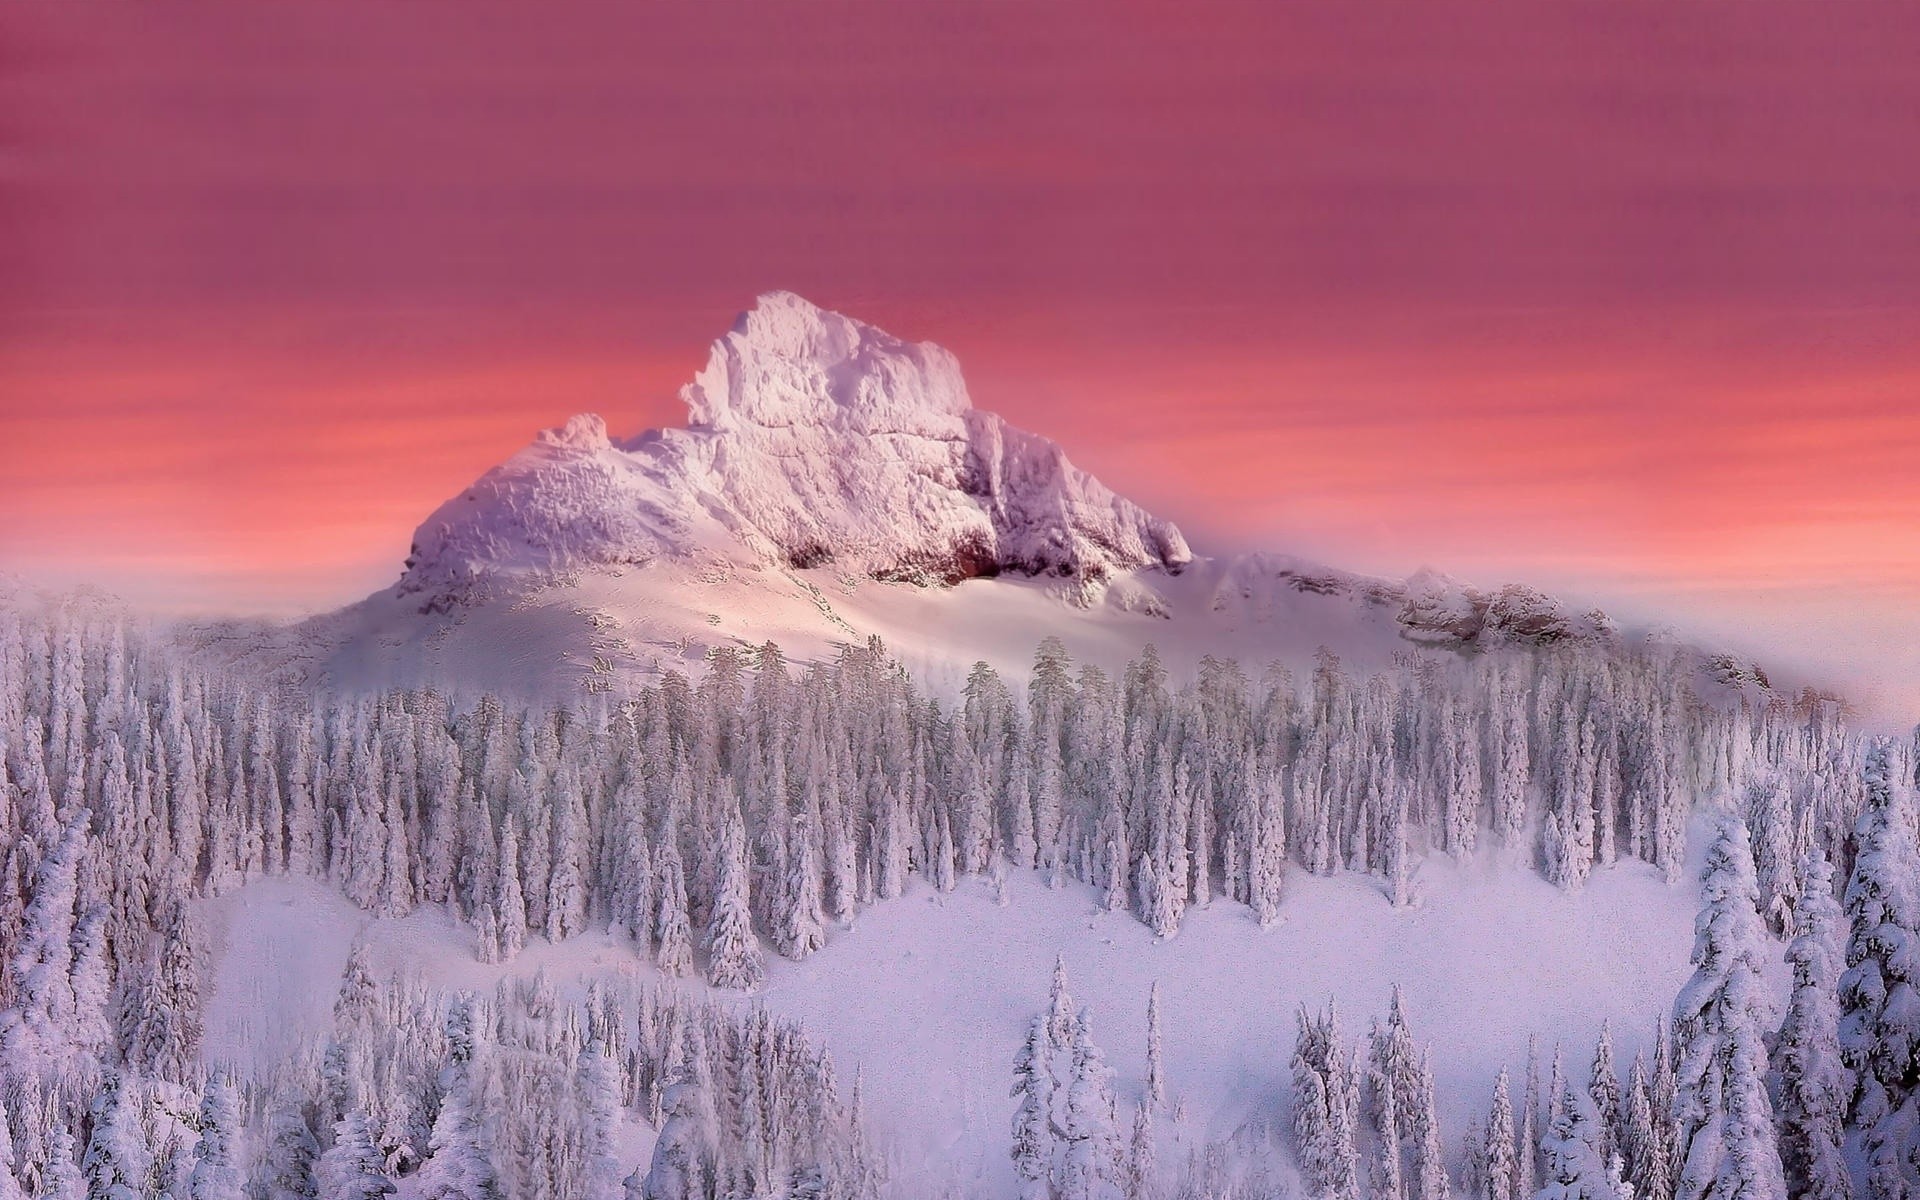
[1,594,1916,1197]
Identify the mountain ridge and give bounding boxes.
[254,292,1777,699]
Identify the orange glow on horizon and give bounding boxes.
[4,1,1920,711]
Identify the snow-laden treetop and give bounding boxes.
[398,292,1192,610]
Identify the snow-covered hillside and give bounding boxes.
[7,590,1896,1198]
[201,847,1713,1198]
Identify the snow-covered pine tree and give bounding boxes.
[316,1113,396,1200]
[415,997,498,1200]
[546,766,589,943]
[1369,985,1427,1190]
[1060,1007,1122,1200]
[703,810,763,991]
[1386,779,1414,909]
[635,1082,708,1200]
[261,1092,321,1200]
[1535,1083,1626,1200]
[1669,813,1785,1200]
[1249,762,1287,925]
[1444,697,1482,859]
[1412,1053,1446,1200]
[495,820,528,962]
[1839,737,1920,1197]
[1485,1068,1517,1200]
[1146,980,1167,1110]
[1047,957,1077,1059]
[38,1120,85,1200]
[1776,849,1853,1200]
[1746,773,1796,938]
[186,1077,244,1200]
[81,1072,151,1200]
[1494,677,1530,852]
[125,900,202,1081]
[1621,1054,1673,1200]
[1292,1002,1361,1200]
[1372,1073,1407,1200]
[579,1037,625,1200]
[1588,1021,1621,1169]
[0,1095,24,1200]
[0,814,83,1073]
[774,812,827,961]
[1519,1036,1541,1199]
[653,839,694,978]
[1011,1016,1056,1200]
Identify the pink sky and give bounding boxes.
[3,3,1919,710]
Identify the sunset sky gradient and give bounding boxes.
[4,3,1919,708]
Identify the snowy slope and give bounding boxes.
[255,292,1765,702]
[200,837,1742,1198]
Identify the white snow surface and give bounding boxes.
[200,826,1766,1198]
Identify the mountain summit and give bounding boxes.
[258,293,1784,699]
[398,291,1191,611]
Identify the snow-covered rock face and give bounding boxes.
[397,292,1190,611]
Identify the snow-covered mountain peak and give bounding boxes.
[681,290,972,432]
[396,294,1190,610]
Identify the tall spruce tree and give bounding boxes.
[1670,814,1786,1200]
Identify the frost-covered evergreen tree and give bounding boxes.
[545,767,589,943]
[0,815,83,1072]
[1485,1068,1517,1200]
[703,810,763,991]
[1060,1008,1122,1200]
[41,1122,85,1200]
[0,1098,25,1200]
[1367,985,1432,1200]
[1494,679,1531,852]
[1146,980,1166,1110]
[125,900,202,1080]
[1292,1002,1361,1200]
[653,840,694,978]
[1010,1016,1056,1200]
[494,821,528,962]
[186,1077,244,1200]
[774,814,827,961]
[1670,814,1785,1200]
[1536,1084,1626,1200]
[1588,1022,1621,1170]
[1622,1054,1673,1200]
[1775,849,1853,1200]
[81,1072,150,1200]
[316,1113,396,1200]
[579,1037,625,1200]
[1412,1053,1447,1200]
[1746,774,1796,939]
[1840,738,1920,1198]
[415,998,498,1200]
[636,1083,708,1200]
[1519,1039,1541,1200]
[261,1094,320,1200]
